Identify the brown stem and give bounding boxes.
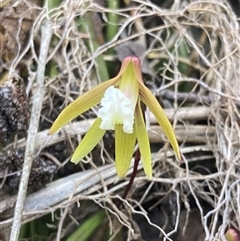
[121,148,141,200]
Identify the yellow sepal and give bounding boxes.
[139,84,181,161]
[134,99,152,178]
[115,124,136,178]
[71,118,106,163]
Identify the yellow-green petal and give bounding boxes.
[131,56,144,85]
[71,118,106,163]
[139,84,181,161]
[115,124,136,178]
[119,60,139,105]
[49,77,119,134]
[134,99,152,178]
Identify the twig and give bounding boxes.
[6,106,212,150]
[9,20,52,241]
[159,89,213,105]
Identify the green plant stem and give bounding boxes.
[107,0,119,43]
[79,12,109,82]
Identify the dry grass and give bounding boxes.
[1,0,240,240]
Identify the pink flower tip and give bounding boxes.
[123,56,141,65]
[225,228,240,241]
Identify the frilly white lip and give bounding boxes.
[97,86,134,134]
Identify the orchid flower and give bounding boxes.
[49,56,181,178]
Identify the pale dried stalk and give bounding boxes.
[9,21,53,241]
[7,106,211,150]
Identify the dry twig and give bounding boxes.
[9,20,53,241]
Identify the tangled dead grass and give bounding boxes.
[0,0,240,240]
